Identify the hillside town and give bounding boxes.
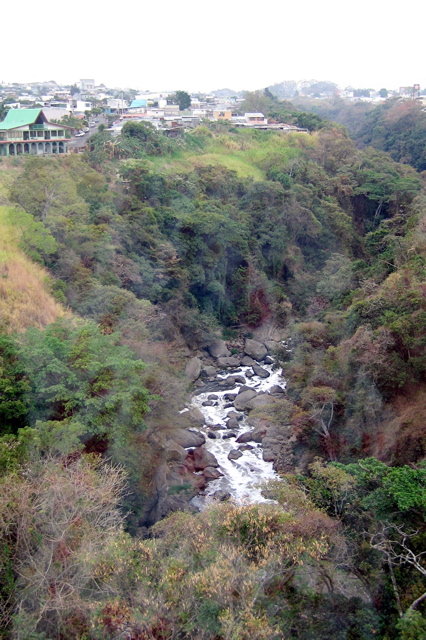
[0,78,423,156]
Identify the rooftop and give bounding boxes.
[0,108,43,130]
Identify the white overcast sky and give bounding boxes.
[2,0,424,92]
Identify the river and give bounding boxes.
[188,363,285,507]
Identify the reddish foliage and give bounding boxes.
[285,510,339,540]
[246,288,271,327]
[101,602,132,635]
[62,450,82,467]
[83,435,109,455]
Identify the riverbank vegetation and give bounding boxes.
[0,110,425,638]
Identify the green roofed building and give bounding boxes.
[0,108,71,156]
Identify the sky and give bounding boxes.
[2,0,424,93]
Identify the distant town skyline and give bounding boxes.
[2,0,424,94]
[0,78,421,96]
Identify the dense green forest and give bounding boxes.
[0,111,425,639]
[291,96,426,171]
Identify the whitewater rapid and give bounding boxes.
[188,364,285,507]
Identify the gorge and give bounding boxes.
[0,110,425,639]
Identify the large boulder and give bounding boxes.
[143,461,204,525]
[188,407,205,426]
[236,427,267,443]
[252,364,270,378]
[173,429,206,448]
[185,357,202,381]
[262,424,295,468]
[226,411,242,421]
[217,356,241,367]
[263,449,276,462]
[269,384,285,395]
[263,339,279,352]
[213,490,231,501]
[203,466,223,480]
[164,441,188,463]
[226,417,239,430]
[246,394,277,411]
[208,340,231,359]
[202,365,217,377]
[244,339,267,361]
[191,447,219,470]
[233,389,258,411]
[228,449,243,460]
[241,355,256,366]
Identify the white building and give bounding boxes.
[80,79,95,92]
[73,100,92,113]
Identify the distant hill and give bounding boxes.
[210,88,243,98]
[267,80,298,99]
[268,79,338,99]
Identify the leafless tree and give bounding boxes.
[0,456,127,638]
[370,522,426,617]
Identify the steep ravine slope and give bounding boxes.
[0,206,64,332]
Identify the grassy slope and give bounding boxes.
[146,129,314,179]
[0,205,64,333]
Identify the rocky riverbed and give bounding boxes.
[188,360,285,507]
[142,338,295,524]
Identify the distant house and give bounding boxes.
[213,109,232,121]
[129,99,147,110]
[73,100,92,112]
[245,112,268,124]
[0,108,71,157]
[80,79,95,92]
[107,98,128,113]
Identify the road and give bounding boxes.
[67,115,108,150]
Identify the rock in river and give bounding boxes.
[246,394,277,411]
[236,427,267,444]
[172,429,206,448]
[228,449,243,460]
[217,356,241,367]
[208,340,230,359]
[269,384,285,395]
[252,364,270,378]
[191,446,219,470]
[202,365,217,377]
[244,339,267,361]
[233,389,257,411]
[203,466,223,480]
[185,357,202,381]
[213,490,231,501]
[164,441,188,462]
[188,406,205,426]
[226,417,239,430]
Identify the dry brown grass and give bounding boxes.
[0,205,65,332]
